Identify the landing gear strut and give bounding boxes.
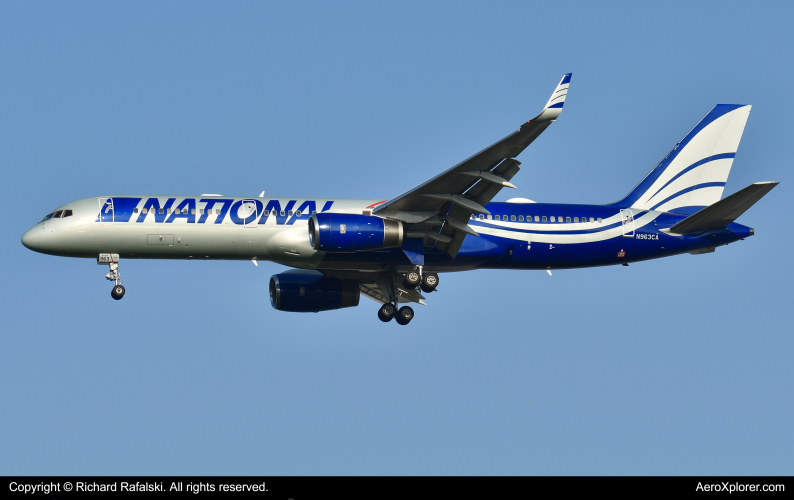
[99,253,125,300]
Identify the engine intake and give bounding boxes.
[309,213,403,252]
[269,271,360,313]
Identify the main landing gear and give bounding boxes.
[403,269,439,293]
[378,303,414,325]
[99,253,125,300]
[377,268,439,325]
[420,272,438,293]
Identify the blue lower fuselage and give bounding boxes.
[320,202,753,272]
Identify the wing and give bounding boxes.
[373,73,571,257]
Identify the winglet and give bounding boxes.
[532,73,571,122]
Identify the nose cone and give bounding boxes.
[21,226,46,253]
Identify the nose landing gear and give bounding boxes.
[99,253,125,300]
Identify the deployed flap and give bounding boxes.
[668,182,778,234]
[373,74,571,224]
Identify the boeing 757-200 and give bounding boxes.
[22,74,778,324]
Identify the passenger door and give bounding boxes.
[98,198,114,225]
[242,199,260,228]
[620,209,635,238]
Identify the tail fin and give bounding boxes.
[611,104,752,215]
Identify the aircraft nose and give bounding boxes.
[21,226,45,252]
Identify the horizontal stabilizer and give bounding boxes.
[668,182,778,234]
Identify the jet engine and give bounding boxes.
[308,213,403,252]
[269,271,360,313]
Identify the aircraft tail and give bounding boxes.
[611,104,751,215]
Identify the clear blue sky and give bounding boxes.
[1,1,792,475]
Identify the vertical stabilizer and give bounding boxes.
[611,104,751,214]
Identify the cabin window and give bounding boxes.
[589,217,594,222]
[296,210,302,217]
[191,209,196,215]
[542,216,547,222]
[216,209,221,215]
[62,210,73,218]
[288,210,294,216]
[494,215,500,220]
[479,214,484,220]
[280,211,285,216]
[312,211,317,215]
[167,209,172,214]
[199,209,204,215]
[142,208,148,214]
[566,217,571,223]
[518,216,524,221]
[533,216,538,222]
[573,217,579,222]
[487,215,492,220]
[597,218,602,223]
[159,208,164,214]
[550,216,555,222]
[511,215,516,221]
[133,208,139,214]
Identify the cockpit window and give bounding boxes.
[40,209,73,222]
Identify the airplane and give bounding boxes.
[21,74,778,325]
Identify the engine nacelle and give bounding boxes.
[309,213,403,252]
[269,271,360,313]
